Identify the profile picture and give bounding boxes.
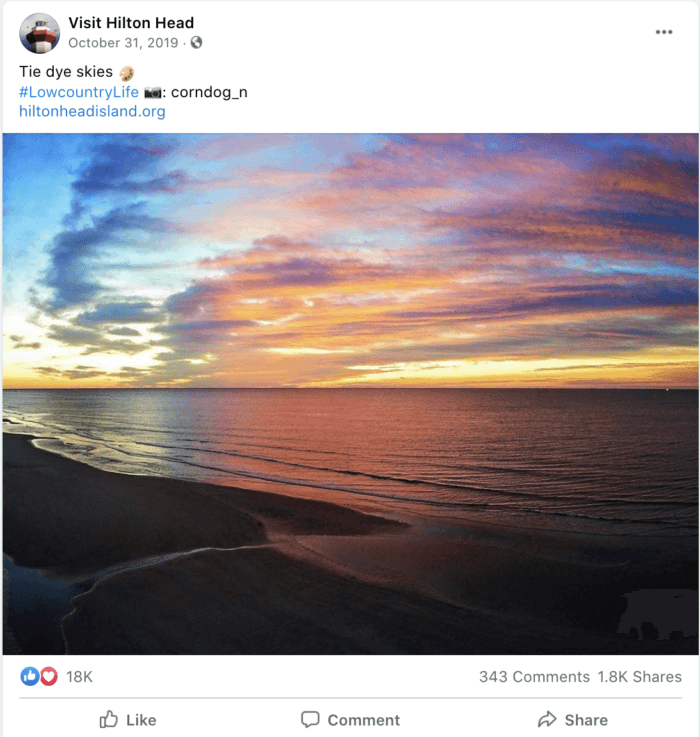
[20,13,60,54]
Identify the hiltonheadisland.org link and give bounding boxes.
[19,102,166,119]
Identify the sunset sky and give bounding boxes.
[3,133,698,388]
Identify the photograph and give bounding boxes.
[18,13,60,54]
[3,133,697,655]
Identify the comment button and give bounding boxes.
[302,711,320,728]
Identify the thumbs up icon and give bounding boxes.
[20,667,40,686]
[100,711,118,728]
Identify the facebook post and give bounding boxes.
[2,2,698,736]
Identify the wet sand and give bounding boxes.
[4,433,697,655]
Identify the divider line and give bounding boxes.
[20,696,684,700]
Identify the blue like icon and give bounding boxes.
[21,667,40,686]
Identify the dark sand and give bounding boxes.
[4,433,697,655]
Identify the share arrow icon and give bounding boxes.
[538,711,557,727]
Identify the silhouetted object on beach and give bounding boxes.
[640,621,659,641]
[618,589,698,640]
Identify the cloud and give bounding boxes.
[34,365,108,380]
[163,281,228,317]
[244,257,341,287]
[70,139,177,196]
[265,347,354,355]
[108,327,142,336]
[76,302,160,325]
[160,320,255,333]
[154,319,255,351]
[46,323,153,356]
[252,235,316,252]
[39,136,187,313]
[31,364,153,382]
[8,335,41,349]
[44,204,177,309]
[69,137,239,197]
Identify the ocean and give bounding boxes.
[3,388,697,537]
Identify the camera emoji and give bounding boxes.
[144,87,162,99]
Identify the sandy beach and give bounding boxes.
[4,433,697,655]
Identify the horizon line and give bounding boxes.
[3,385,698,391]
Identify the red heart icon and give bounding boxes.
[40,668,57,686]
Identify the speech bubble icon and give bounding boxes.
[301,711,320,728]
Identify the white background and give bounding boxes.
[2,2,699,133]
[5,655,700,734]
[2,2,699,736]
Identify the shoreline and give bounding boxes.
[4,432,698,655]
[6,421,695,541]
